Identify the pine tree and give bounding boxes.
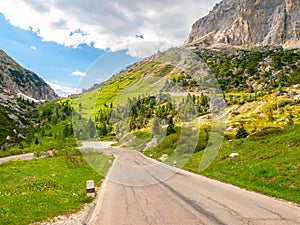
[63,125,70,138]
[34,137,39,145]
[166,118,176,136]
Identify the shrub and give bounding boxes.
[248,127,282,140]
[236,126,248,139]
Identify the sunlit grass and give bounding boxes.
[184,125,300,204]
[0,151,113,225]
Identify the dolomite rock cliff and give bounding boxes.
[185,0,300,49]
[0,50,59,101]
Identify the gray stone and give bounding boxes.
[185,0,300,49]
[0,50,59,101]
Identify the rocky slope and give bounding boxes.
[0,50,59,101]
[196,47,300,91]
[185,0,300,49]
[0,50,59,149]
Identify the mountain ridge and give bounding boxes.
[0,50,59,101]
[185,0,300,49]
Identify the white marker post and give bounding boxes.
[173,160,177,167]
[86,180,95,197]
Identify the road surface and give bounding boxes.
[81,142,300,225]
[0,153,34,164]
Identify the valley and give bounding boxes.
[0,0,299,224]
[0,44,299,225]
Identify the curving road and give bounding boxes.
[81,142,300,225]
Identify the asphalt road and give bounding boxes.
[81,142,300,225]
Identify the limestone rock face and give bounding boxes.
[185,0,300,48]
[0,50,59,101]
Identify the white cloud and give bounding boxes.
[112,41,176,58]
[0,0,220,52]
[46,80,81,97]
[71,70,87,77]
[30,45,36,50]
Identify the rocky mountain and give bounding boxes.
[0,50,59,149]
[185,0,300,49]
[0,50,59,101]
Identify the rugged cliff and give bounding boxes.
[0,50,59,101]
[185,0,300,48]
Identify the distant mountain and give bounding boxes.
[0,50,59,101]
[185,0,300,49]
[0,50,59,149]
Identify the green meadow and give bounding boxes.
[0,149,113,225]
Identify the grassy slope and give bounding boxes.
[0,151,113,225]
[0,99,75,158]
[223,89,300,139]
[184,125,300,204]
[75,61,156,120]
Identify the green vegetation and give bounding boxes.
[1,46,299,225]
[0,90,114,225]
[183,125,300,204]
[0,98,78,157]
[197,48,300,91]
[0,97,35,148]
[236,126,248,139]
[70,48,300,145]
[0,148,113,225]
[73,47,299,205]
[144,126,210,159]
[74,56,210,140]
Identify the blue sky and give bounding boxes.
[0,13,106,96]
[0,0,218,96]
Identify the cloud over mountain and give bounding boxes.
[0,0,219,50]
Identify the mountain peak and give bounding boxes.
[185,0,300,49]
[0,50,59,101]
[0,50,19,66]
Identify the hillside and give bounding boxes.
[185,0,300,49]
[0,50,59,150]
[69,45,300,204]
[0,94,35,149]
[74,47,299,140]
[0,50,58,101]
[196,47,300,91]
[1,0,299,223]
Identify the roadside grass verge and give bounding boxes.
[0,149,113,225]
[183,125,300,204]
[0,138,77,158]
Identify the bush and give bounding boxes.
[248,127,282,140]
[236,126,248,139]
